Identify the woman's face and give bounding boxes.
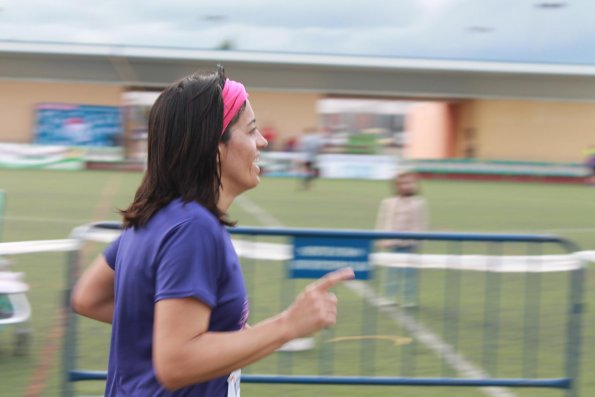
[218,100,268,197]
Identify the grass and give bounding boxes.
[0,169,594,397]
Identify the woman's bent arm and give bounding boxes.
[71,255,114,324]
[153,267,353,390]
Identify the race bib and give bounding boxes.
[227,369,241,397]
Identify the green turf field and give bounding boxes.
[0,169,594,397]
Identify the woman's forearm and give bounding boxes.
[155,313,290,390]
[72,298,114,324]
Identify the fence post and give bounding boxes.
[61,248,81,397]
[564,242,585,397]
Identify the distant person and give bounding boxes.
[261,126,278,151]
[375,170,428,307]
[283,135,298,152]
[584,144,595,186]
[299,131,324,189]
[71,66,354,397]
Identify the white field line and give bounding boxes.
[234,195,517,397]
[346,281,516,397]
[4,215,90,225]
[235,196,284,227]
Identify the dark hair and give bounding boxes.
[120,66,242,228]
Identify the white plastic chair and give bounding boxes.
[0,267,32,356]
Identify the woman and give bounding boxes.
[71,67,354,396]
[375,170,428,307]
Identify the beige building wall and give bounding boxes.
[2,79,594,164]
[452,100,477,158]
[467,99,595,162]
[248,91,322,150]
[0,81,123,143]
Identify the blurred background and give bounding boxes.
[0,0,594,396]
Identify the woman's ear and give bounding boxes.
[217,141,226,164]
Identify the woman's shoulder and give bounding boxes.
[157,199,223,232]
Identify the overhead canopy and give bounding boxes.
[1,40,595,101]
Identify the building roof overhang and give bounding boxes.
[1,40,595,101]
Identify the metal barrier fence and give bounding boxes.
[62,221,585,397]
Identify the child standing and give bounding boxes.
[375,170,428,306]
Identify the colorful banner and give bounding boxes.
[34,103,122,147]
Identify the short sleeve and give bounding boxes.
[103,235,121,270]
[154,219,222,307]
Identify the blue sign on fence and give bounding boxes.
[34,103,122,147]
[290,236,372,280]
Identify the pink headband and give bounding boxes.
[221,78,248,135]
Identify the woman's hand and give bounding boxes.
[281,267,354,340]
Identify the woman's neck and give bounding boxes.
[218,188,236,213]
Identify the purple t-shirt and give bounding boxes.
[103,198,249,397]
